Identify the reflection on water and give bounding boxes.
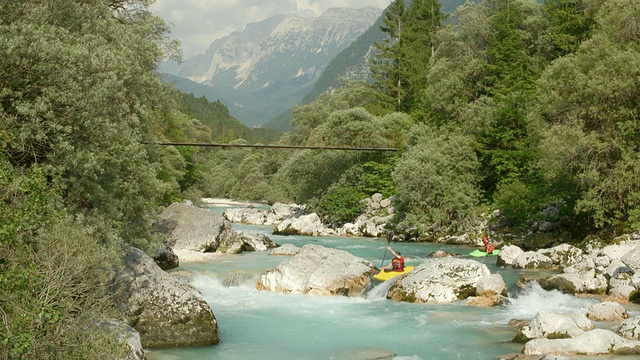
[148,217,640,360]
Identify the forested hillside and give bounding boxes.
[262,0,472,129]
[197,0,640,244]
[2,0,640,357]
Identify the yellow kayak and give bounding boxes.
[373,266,414,281]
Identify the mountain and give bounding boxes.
[160,7,383,128]
[262,0,474,130]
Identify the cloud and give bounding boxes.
[151,0,389,58]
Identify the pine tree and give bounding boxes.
[404,0,447,111]
[371,0,407,111]
[544,0,603,57]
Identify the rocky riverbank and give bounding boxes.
[114,199,640,359]
[220,193,397,238]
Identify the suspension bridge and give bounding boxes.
[144,128,404,152]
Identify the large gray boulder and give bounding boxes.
[98,320,145,360]
[618,316,640,340]
[586,301,629,321]
[217,231,279,254]
[523,329,640,356]
[621,245,640,272]
[465,273,508,307]
[256,244,377,296]
[222,206,265,225]
[513,310,594,343]
[513,252,554,269]
[387,258,490,303]
[601,240,640,261]
[269,243,301,256]
[113,248,219,348]
[537,244,585,268]
[273,213,333,236]
[265,202,306,225]
[154,201,239,252]
[497,245,524,266]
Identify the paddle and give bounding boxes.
[379,230,393,268]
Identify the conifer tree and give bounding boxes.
[544,0,603,57]
[404,0,447,111]
[371,0,407,111]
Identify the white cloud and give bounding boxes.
[151,0,389,58]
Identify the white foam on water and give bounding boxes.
[505,282,598,319]
[336,244,367,249]
[366,277,398,300]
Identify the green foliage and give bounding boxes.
[0,0,178,244]
[393,125,481,237]
[544,0,603,56]
[371,0,407,111]
[308,151,399,225]
[291,82,386,130]
[179,92,284,144]
[492,180,540,228]
[0,1,183,357]
[485,0,538,94]
[403,0,448,111]
[309,179,367,225]
[0,158,125,359]
[532,0,640,231]
[476,93,538,197]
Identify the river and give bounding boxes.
[147,206,640,360]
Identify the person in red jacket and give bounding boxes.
[483,236,495,254]
[381,245,405,272]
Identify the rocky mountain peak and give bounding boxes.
[160,7,382,127]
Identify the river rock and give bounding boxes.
[617,316,640,340]
[542,257,609,294]
[609,266,636,300]
[465,294,507,307]
[239,231,279,251]
[222,206,265,225]
[586,301,629,321]
[269,243,301,256]
[154,201,239,252]
[537,244,584,268]
[113,247,219,347]
[98,320,145,360]
[429,249,458,258]
[600,240,640,261]
[475,273,508,297]
[497,245,524,266]
[538,274,583,295]
[223,270,254,287]
[513,309,593,343]
[149,240,179,270]
[265,202,306,225]
[353,214,393,237]
[513,252,553,269]
[523,328,640,356]
[499,354,570,360]
[606,258,633,278]
[386,258,490,303]
[256,244,377,296]
[332,347,395,360]
[274,213,332,236]
[218,231,279,254]
[621,244,640,272]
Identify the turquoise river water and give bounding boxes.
[147,206,640,360]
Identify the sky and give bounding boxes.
[151,0,390,58]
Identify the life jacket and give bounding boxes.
[391,257,405,271]
[483,237,495,253]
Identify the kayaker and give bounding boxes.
[483,236,495,254]
[381,245,405,272]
